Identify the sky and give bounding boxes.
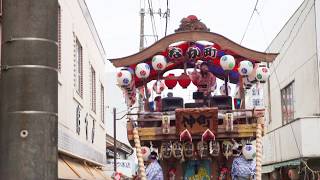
[85,0,304,144]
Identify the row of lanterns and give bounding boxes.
[117,54,270,87]
[140,142,256,161]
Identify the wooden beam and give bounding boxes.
[110,31,278,67]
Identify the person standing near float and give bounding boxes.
[145,151,164,180]
[189,61,216,96]
[231,144,256,180]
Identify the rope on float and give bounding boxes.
[132,127,147,180]
[255,117,263,180]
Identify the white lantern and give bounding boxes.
[220,55,235,71]
[220,84,231,95]
[135,63,150,79]
[238,60,253,76]
[141,146,151,161]
[116,70,132,86]
[152,55,167,71]
[242,144,256,160]
[256,66,270,83]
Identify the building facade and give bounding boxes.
[57,0,108,179]
[104,134,134,179]
[262,0,320,179]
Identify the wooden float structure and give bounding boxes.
[110,15,278,180]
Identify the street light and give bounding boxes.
[112,106,139,174]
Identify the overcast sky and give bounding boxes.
[85,0,304,144]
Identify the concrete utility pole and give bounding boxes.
[139,8,145,51]
[0,0,58,179]
[138,8,145,112]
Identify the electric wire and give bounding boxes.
[147,0,158,42]
[240,0,259,44]
[149,0,158,40]
[269,0,314,77]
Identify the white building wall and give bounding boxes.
[263,0,320,165]
[57,0,107,165]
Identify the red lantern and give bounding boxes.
[164,74,177,89]
[178,73,191,88]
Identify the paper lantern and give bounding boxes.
[152,55,167,71]
[168,47,183,61]
[183,142,194,158]
[116,70,132,86]
[197,141,209,158]
[220,55,235,71]
[164,73,177,89]
[222,140,233,159]
[238,60,253,76]
[135,63,150,79]
[220,84,231,95]
[153,81,165,94]
[141,146,151,161]
[178,73,191,88]
[160,142,172,159]
[203,45,217,60]
[242,144,256,160]
[288,169,299,180]
[256,66,270,83]
[172,142,183,159]
[209,141,220,157]
[186,46,201,60]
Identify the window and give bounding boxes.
[75,38,83,97]
[281,82,294,124]
[101,84,105,123]
[57,5,61,71]
[90,66,96,113]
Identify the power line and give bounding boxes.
[268,0,315,93]
[147,0,158,42]
[240,0,259,45]
[269,0,314,77]
[149,0,158,39]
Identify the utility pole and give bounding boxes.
[0,0,58,179]
[113,108,117,173]
[138,8,145,112]
[139,8,145,51]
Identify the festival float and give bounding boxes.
[110,16,278,180]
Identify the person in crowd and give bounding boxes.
[154,96,162,112]
[145,151,164,180]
